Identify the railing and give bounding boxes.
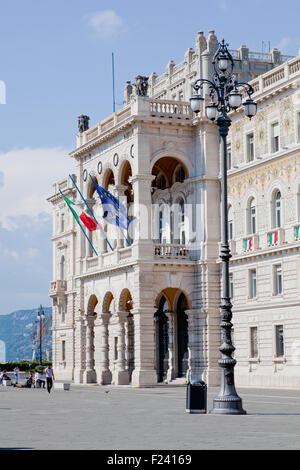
[243,234,259,252]
[49,280,67,295]
[263,68,285,88]
[267,228,285,247]
[154,244,189,259]
[248,52,272,62]
[150,99,192,119]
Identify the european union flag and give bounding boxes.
[90,176,130,231]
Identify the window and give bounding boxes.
[271,122,279,152]
[178,199,185,245]
[227,143,232,170]
[228,206,233,240]
[159,206,169,244]
[297,112,300,143]
[274,264,283,295]
[60,256,65,281]
[249,269,257,298]
[61,213,65,233]
[156,173,166,190]
[174,166,185,183]
[275,325,284,357]
[62,341,66,361]
[273,190,282,228]
[229,273,234,299]
[247,133,255,162]
[250,327,258,358]
[179,90,184,101]
[249,198,256,234]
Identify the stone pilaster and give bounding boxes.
[94,313,112,385]
[186,309,205,382]
[131,307,157,386]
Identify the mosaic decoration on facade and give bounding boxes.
[280,96,295,147]
[255,110,268,157]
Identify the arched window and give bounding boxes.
[60,256,65,280]
[156,173,166,190]
[159,206,169,243]
[273,190,282,228]
[174,166,185,184]
[228,205,233,240]
[178,198,185,244]
[249,198,256,234]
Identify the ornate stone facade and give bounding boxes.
[48,31,300,389]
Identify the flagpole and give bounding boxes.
[89,174,131,247]
[68,174,114,252]
[59,189,98,257]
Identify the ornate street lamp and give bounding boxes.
[37,305,45,365]
[190,39,257,415]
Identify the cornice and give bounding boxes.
[229,241,300,264]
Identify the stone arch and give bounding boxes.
[119,160,133,204]
[87,294,99,316]
[151,156,190,190]
[102,167,116,190]
[87,175,99,199]
[102,291,114,313]
[118,288,133,312]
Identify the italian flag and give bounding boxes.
[61,194,98,231]
[296,226,300,239]
[269,231,278,245]
[244,238,252,251]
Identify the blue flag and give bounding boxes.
[90,176,130,231]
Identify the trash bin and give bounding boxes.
[186,380,207,414]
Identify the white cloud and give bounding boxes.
[85,10,125,40]
[0,147,74,230]
[276,37,291,51]
[3,248,19,260]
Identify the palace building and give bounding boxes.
[48,30,300,388]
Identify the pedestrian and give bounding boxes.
[14,366,19,385]
[34,371,45,389]
[44,365,55,394]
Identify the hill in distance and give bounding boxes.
[0,307,52,362]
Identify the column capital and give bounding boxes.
[116,310,129,322]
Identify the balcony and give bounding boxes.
[243,234,259,252]
[267,228,285,247]
[154,244,189,260]
[49,280,67,296]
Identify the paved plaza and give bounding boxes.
[0,384,300,450]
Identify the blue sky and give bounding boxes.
[0,0,299,313]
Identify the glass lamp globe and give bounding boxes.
[228,90,242,109]
[244,98,257,119]
[190,95,203,114]
[218,56,229,72]
[206,102,218,121]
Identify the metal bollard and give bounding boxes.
[186,380,207,414]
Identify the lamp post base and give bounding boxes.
[210,396,246,415]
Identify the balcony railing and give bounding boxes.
[154,244,189,259]
[243,234,259,252]
[267,228,285,247]
[49,280,67,296]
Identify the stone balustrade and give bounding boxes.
[154,243,189,259]
[49,280,67,296]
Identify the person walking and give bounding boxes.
[13,366,19,385]
[44,365,55,394]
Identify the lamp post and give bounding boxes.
[37,305,45,365]
[190,40,257,415]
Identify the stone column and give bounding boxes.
[165,311,175,382]
[131,307,157,387]
[94,313,112,384]
[112,311,129,385]
[126,313,135,381]
[83,315,97,383]
[73,316,85,384]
